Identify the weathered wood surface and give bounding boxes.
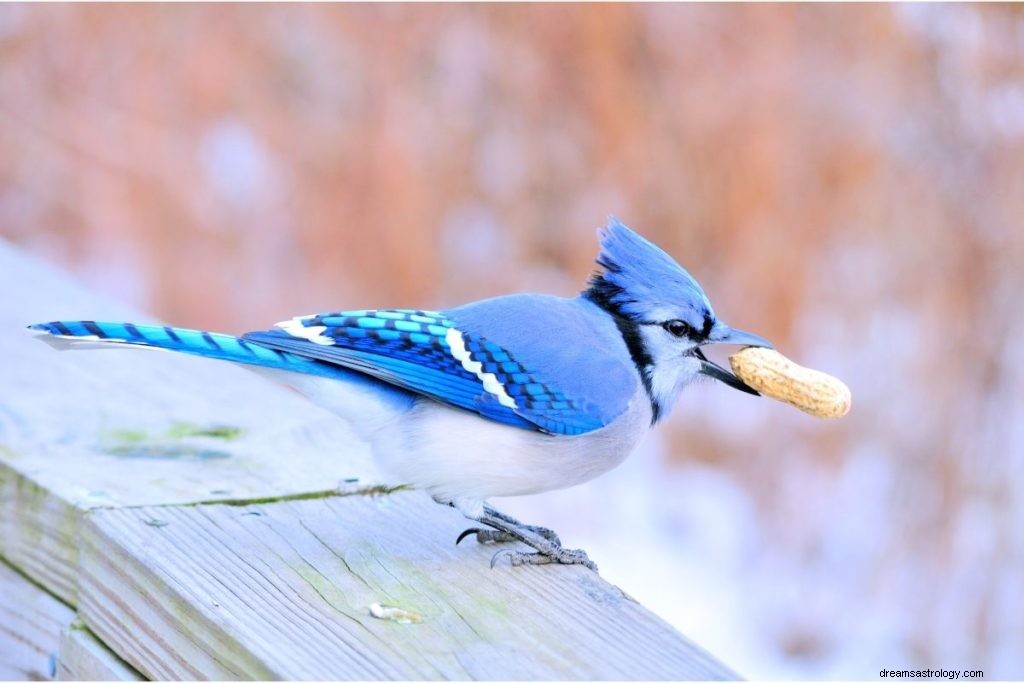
[0,240,738,680]
[0,240,384,607]
[1,558,138,681]
[0,559,72,680]
[56,621,141,681]
[79,495,734,680]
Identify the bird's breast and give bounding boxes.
[369,385,652,514]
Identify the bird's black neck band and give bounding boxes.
[582,286,661,424]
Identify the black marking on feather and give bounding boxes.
[53,322,73,336]
[583,283,660,422]
[609,315,660,424]
[82,321,105,338]
[583,275,638,321]
[201,331,221,350]
[124,323,145,340]
[164,326,182,344]
[700,312,714,340]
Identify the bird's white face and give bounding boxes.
[631,304,772,420]
[637,320,707,416]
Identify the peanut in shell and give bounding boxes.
[728,347,851,419]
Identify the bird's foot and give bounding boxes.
[490,547,597,572]
[456,525,561,547]
[453,504,596,572]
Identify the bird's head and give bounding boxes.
[582,216,773,422]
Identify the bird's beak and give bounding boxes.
[695,323,774,396]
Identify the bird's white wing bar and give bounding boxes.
[276,317,335,346]
[445,328,517,409]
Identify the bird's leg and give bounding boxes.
[459,506,597,572]
[455,504,562,546]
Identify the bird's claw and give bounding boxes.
[456,528,484,545]
[489,547,598,572]
[490,548,513,569]
[458,527,516,545]
[456,525,561,547]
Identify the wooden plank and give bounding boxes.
[1,533,134,682]
[0,472,82,609]
[0,240,384,605]
[79,493,736,680]
[0,559,72,680]
[56,620,142,681]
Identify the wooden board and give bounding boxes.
[0,558,134,681]
[79,493,735,680]
[0,559,73,680]
[56,621,142,681]
[0,240,383,606]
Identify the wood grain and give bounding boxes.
[80,493,736,680]
[56,621,142,681]
[0,559,72,680]
[0,240,383,606]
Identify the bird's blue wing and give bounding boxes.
[242,308,612,435]
[445,294,638,434]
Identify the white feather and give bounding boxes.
[276,318,335,345]
[30,331,140,352]
[445,328,517,409]
[638,325,703,416]
[247,367,411,441]
[248,364,651,518]
[372,386,652,517]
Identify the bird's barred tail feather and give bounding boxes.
[28,320,352,381]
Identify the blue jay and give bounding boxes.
[30,217,771,571]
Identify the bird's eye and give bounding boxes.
[664,320,691,338]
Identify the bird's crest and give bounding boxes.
[584,216,712,322]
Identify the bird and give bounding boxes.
[29,217,772,571]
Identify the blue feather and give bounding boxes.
[447,295,638,434]
[27,320,363,383]
[585,216,714,326]
[246,304,637,435]
[30,290,643,436]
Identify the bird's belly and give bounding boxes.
[370,389,651,517]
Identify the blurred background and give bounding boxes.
[2,3,1022,678]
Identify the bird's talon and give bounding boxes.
[455,528,483,546]
[490,549,513,569]
[457,528,518,545]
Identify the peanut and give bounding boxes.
[729,347,851,419]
